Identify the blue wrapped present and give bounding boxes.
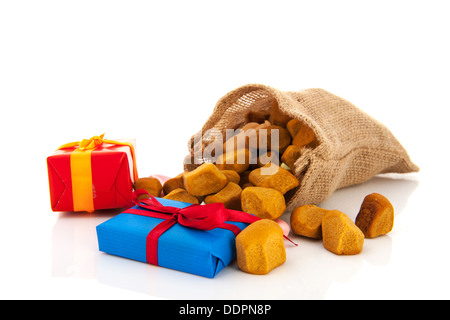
[96,191,259,278]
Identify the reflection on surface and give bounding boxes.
[51,174,418,299]
[51,210,122,279]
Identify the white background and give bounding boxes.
[1,1,449,300]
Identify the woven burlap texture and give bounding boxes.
[184,84,419,211]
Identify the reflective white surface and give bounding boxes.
[3,168,447,300]
[1,1,449,300]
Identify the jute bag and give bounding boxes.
[184,84,419,211]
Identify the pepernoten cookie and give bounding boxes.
[248,163,299,195]
[322,211,364,255]
[256,125,291,154]
[134,177,163,198]
[291,121,317,149]
[216,148,252,174]
[236,219,286,275]
[281,145,302,169]
[162,173,185,196]
[355,193,394,238]
[204,182,242,210]
[220,170,241,185]
[163,188,200,205]
[290,205,329,239]
[241,187,286,220]
[183,163,227,196]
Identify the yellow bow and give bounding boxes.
[78,133,107,151]
[58,133,107,151]
[57,133,139,212]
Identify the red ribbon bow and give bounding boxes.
[125,189,261,265]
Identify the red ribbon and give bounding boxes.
[125,189,262,265]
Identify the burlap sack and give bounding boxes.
[184,84,419,211]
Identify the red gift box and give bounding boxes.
[47,134,138,212]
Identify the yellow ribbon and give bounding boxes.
[58,133,139,212]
